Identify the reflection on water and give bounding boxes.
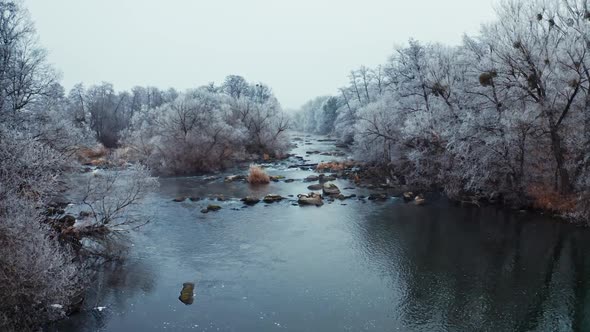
[50,135,590,332]
[48,258,157,332]
[355,199,590,331]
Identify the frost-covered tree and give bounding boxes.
[296,0,590,221]
[126,91,245,174]
[222,74,250,99]
[0,129,87,331]
[0,0,56,116]
[124,78,290,174]
[86,83,131,148]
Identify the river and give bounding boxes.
[50,133,590,332]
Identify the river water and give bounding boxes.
[51,134,590,332]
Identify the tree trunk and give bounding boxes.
[550,129,571,194]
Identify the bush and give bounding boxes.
[0,129,87,331]
[527,184,577,214]
[0,195,86,331]
[247,164,270,184]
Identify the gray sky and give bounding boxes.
[26,0,497,109]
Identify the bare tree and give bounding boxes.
[78,165,158,233]
[0,0,56,115]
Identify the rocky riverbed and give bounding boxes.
[161,132,428,213]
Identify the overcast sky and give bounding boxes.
[26,0,498,109]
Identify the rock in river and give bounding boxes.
[298,192,323,206]
[224,175,246,182]
[201,205,222,213]
[241,196,261,206]
[173,197,186,202]
[269,175,285,182]
[263,194,284,203]
[179,282,195,305]
[318,174,337,183]
[414,195,426,206]
[322,183,341,196]
[403,192,414,202]
[307,184,323,190]
[304,175,319,182]
[336,194,356,200]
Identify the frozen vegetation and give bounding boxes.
[294,0,590,222]
[0,1,288,330]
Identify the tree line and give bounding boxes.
[295,0,590,222]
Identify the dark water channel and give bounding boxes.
[51,134,590,332]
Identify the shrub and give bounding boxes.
[527,184,577,214]
[247,164,270,184]
[0,130,87,331]
[76,144,108,164]
[316,161,357,172]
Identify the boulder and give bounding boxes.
[173,197,186,202]
[178,282,195,305]
[284,179,295,183]
[241,196,261,206]
[298,193,324,206]
[203,204,222,213]
[322,183,341,196]
[307,184,323,190]
[336,194,356,200]
[224,175,246,182]
[263,194,284,203]
[304,175,319,182]
[208,204,222,211]
[402,192,414,202]
[189,197,201,202]
[414,196,426,206]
